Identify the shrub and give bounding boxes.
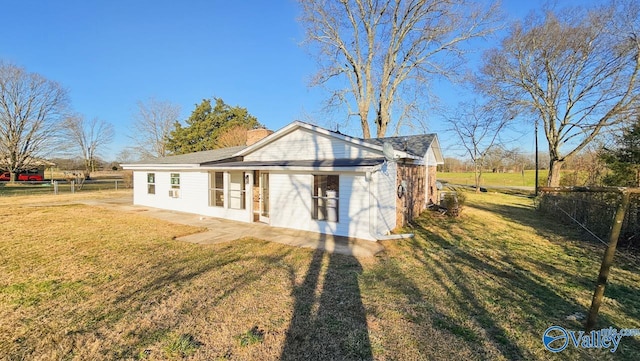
[442,191,465,217]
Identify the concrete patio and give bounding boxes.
[79,196,385,257]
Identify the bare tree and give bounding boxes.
[0,62,69,182]
[298,0,500,138]
[217,125,249,148]
[446,102,509,192]
[61,115,114,179]
[115,148,138,165]
[480,1,640,186]
[130,97,180,159]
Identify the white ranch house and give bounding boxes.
[123,121,443,241]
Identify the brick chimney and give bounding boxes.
[246,128,274,146]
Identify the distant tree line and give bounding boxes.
[0,60,263,181]
[441,116,640,189]
[124,97,262,161]
[0,62,114,181]
[439,148,549,174]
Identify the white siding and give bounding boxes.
[425,146,438,166]
[269,171,376,241]
[374,162,397,235]
[245,128,380,161]
[133,170,251,223]
[132,167,392,242]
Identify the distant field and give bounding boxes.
[438,170,549,188]
[0,180,128,196]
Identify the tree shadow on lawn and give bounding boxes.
[409,199,640,358]
[58,239,296,359]
[469,200,640,309]
[280,236,372,361]
[395,219,640,360]
[469,200,640,272]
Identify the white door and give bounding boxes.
[259,172,270,223]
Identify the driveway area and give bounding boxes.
[79,196,384,257]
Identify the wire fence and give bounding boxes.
[0,179,132,197]
[537,190,640,249]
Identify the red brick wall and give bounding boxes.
[396,164,427,227]
[246,128,274,146]
[427,165,437,205]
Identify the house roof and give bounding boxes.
[123,121,443,169]
[129,145,247,165]
[233,121,418,160]
[203,158,385,170]
[363,134,437,158]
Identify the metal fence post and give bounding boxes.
[53,181,58,195]
[71,180,75,194]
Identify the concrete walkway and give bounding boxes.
[79,196,385,257]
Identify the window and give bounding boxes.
[147,173,155,194]
[210,172,224,207]
[228,171,246,210]
[170,173,180,189]
[312,175,339,222]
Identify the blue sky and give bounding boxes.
[0,0,598,160]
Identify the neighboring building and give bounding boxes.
[0,157,55,180]
[123,121,443,241]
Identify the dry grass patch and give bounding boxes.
[0,195,377,360]
[362,191,640,360]
[1,191,639,360]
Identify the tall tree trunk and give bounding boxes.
[547,159,564,187]
[474,163,481,193]
[360,111,371,139]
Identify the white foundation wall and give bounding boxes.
[245,128,380,161]
[268,171,376,241]
[132,170,251,223]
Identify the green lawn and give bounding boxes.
[438,170,549,188]
[0,191,638,360]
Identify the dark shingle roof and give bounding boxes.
[133,145,247,165]
[210,158,385,168]
[128,131,437,166]
[363,134,436,158]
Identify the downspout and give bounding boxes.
[367,164,414,241]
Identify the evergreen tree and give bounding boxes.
[166,98,259,154]
[601,118,640,187]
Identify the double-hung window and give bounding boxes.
[312,175,339,222]
[170,173,180,189]
[147,173,155,194]
[169,173,180,198]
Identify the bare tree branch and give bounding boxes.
[480,1,640,186]
[0,62,69,182]
[61,115,114,179]
[299,0,501,138]
[129,97,181,159]
[445,101,510,192]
